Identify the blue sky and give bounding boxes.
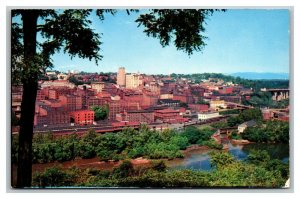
[48,9,290,74]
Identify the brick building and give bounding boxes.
[36,89,46,101]
[173,94,195,104]
[188,104,209,112]
[154,109,180,121]
[142,93,159,108]
[59,94,82,111]
[87,96,108,109]
[34,105,69,126]
[116,110,154,123]
[69,110,94,125]
[48,87,74,99]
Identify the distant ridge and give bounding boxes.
[230,72,289,80]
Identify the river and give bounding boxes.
[166,142,289,171]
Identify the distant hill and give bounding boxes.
[231,72,289,80]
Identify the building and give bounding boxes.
[36,89,46,101]
[210,100,226,110]
[59,94,82,111]
[91,82,105,93]
[154,108,188,123]
[160,93,173,99]
[154,109,180,121]
[69,110,94,125]
[157,99,180,107]
[116,110,154,123]
[173,94,195,104]
[87,96,108,109]
[126,73,142,89]
[188,104,209,112]
[34,105,69,126]
[198,112,220,121]
[142,93,159,108]
[48,87,73,99]
[238,120,256,133]
[41,80,75,89]
[117,67,126,87]
[108,101,123,120]
[219,96,241,104]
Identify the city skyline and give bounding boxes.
[48,9,290,75]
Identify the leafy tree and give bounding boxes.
[181,126,201,144]
[209,151,235,169]
[240,108,263,122]
[12,9,222,187]
[241,120,289,143]
[91,105,109,121]
[227,116,242,127]
[112,160,134,178]
[169,135,189,150]
[247,150,270,166]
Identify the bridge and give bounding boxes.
[263,88,289,101]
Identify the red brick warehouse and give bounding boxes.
[69,110,95,125]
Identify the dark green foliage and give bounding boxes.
[242,120,289,143]
[169,135,189,150]
[219,109,241,115]
[151,160,167,172]
[136,9,223,55]
[230,130,242,140]
[242,91,289,108]
[226,108,262,127]
[91,105,109,121]
[247,150,270,165]
[68,75,84,85]
[209,151,235,169]
[32,167,76,187]
[181,126,214,145]
[240,108,263,122]
[112,160,134,178]
[210,121,229,129]
[227,116,243,127]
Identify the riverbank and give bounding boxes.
[231,139,251,145]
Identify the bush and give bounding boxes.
[32,167,75,187]
[151,160,167,172]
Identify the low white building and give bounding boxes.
[198,112,220,121]
[238,120,256,133]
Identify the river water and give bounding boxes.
[166,142,289,171]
